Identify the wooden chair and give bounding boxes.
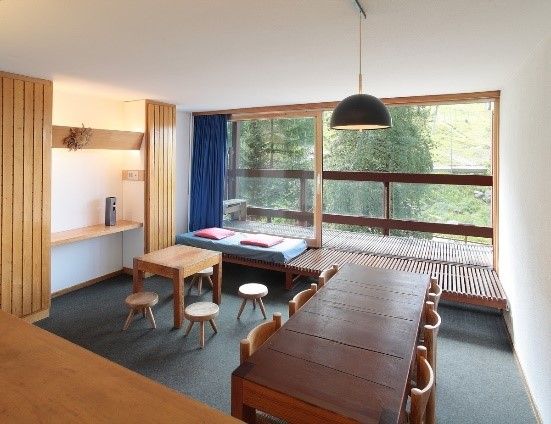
[318,264,339,288]
[240,313,282,364]
[423,301,441,424]
[288,283,317,317]
[428,277,442,311]
[409,346,435,424]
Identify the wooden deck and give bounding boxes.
[223,220,506,310]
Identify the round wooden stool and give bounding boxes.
[123,292,158,330]
[184,302,219,348]
[188,267,214,295]
[237,283,268,319]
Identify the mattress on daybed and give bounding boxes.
[175,231,307,264]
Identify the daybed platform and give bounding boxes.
[175,231,307,264]
[177,231,507,310]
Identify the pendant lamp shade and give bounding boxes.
[330,93,392,130]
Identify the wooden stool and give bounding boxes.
[237,283,268,319]
[184,302,219,348]
[188,267,214,295]
[123,292,158,330]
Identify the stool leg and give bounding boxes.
[142,307,146,318]
[146,307,156,329]
[185,320,194,336]
[258,298,267,319]
[188,276,196,294]
[198,277,203,295]
[209,319,218,333]
[252,299,256,310]
[200,321,205,348]
[123,309,135,331]
[237,298,247,319]
[206,275,214,288]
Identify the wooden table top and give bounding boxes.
[0,310,238,424]
[233,264,429,424]
[135,244,221,270]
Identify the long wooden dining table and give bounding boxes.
[231,263,430,424]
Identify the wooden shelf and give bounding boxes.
[52,126,143,150]
[51,220,143,247]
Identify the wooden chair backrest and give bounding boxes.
[423,301,441,424]
[410,346,434,424]
[240,313,282,364]
[318,264,339,288]
[288,283,318,317]
[429,277,442,311]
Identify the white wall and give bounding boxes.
[51,90,145,292]
[175,111,192,234]
[499,37,551,422]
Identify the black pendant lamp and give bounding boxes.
[330,2,392,130]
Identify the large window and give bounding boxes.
[323,101,494,243]
[222,93,497,248]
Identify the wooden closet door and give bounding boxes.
[0,71,51,320]
[145,101,176,253]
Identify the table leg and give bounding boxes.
[172,269,184,329]
[212,260,222,305]
[231,375,256,423]
[132,259,144,293]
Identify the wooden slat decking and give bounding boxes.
[222,220,506,309]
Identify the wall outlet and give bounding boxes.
[122,170,145,181]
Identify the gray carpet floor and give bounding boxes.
[38,264,537,423]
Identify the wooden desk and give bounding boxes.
[133,245,222,328]
[0,310,238,424]
[231,264,429,424]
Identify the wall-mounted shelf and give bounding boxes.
[51,220,143,247]
[52,126,144,150]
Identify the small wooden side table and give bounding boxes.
[133,245,222,329]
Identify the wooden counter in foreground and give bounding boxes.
[0,310,240,423]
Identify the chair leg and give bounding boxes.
[123,309,135,331]
[237,298,247,319]
[209,319,218,333]
[185,320,194,336]
[145,307,156,329]
[258,298,267,319]
[199,321,205,348]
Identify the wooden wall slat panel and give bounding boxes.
[145,101,176,253]
[32,84,43,312]
[41,82,52,310]
[22,81,34,315]
[0,72,50,319]
[0,78,3,311]
[2,77,14,313]
[12,80,24,317]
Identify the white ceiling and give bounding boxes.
[1,0,550,111]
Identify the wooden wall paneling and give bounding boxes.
[0,77,2,311]
[41,82,52,310]
[2,77,14,313]
[12,79,24,317]
[145,101,176,253]
[32,83,44,312]
[22,81,34,316]
[0,72,51,319]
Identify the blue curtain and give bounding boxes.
[189,114,228,231]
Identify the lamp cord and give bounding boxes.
[358,11,363,94]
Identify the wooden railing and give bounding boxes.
[227,169,493,239]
